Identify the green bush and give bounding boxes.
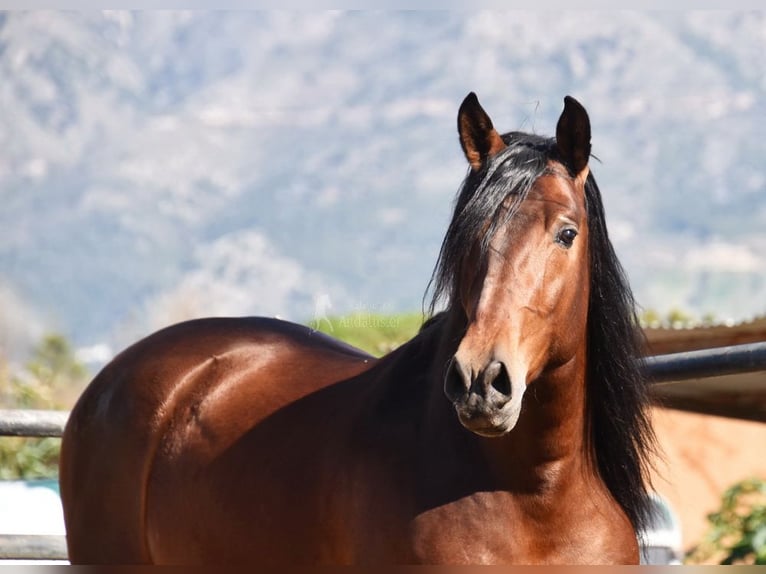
[307,312,425,357]
[0,437,62,480]
[0,333,88,480]
[687,478,766,564]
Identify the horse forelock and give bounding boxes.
[425,132,553,316]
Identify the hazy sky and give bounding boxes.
[1,10,764,357]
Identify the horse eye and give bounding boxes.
[557,227,578,248]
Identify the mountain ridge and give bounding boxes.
[0,11,764,359]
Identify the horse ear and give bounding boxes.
[556,95,591,178]
[458,92,507,171]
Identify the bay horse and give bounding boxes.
[59,92,656,564]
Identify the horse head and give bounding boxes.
[441,93,593,437]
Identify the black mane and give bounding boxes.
[581,170,656,534]
[426,132,656,534]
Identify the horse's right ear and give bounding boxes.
[556,95,591,179]
[458,92,507,171]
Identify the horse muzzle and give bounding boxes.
[444,356,525,437]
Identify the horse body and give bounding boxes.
[60,92,654,564]
[62,316,634,564]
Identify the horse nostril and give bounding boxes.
[485,361,512,399]
[444,357,470,402]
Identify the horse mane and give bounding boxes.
[582,171,656,534]
[425,132,656,534]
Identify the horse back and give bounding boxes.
[59,317,375,564]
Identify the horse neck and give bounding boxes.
[428,311,593,493]
[487,352,591,487]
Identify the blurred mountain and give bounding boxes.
[0,11,764,358]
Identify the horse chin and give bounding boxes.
[455,402,522,438]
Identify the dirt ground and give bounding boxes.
[648,406,766,555]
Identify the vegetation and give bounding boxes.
[686,478,766,565]
[639,308,717,329]
[306,308,717,356]
[307,311,425,357]
[0,333,88,479]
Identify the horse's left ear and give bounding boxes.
[556,96,591,179]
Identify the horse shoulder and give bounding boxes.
[61,317,375,563]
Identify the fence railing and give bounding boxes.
[0,409,69,438]
[1,341,764,561]
[0,409,69,562]
[643,341,766,383]
[644,341,766,422]
[0,534,68,561]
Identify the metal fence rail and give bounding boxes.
[643,341,766,383]
[0,409,69,438]
[643,341,766,422]
[0,534,67,561]
[0,409,69,562]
